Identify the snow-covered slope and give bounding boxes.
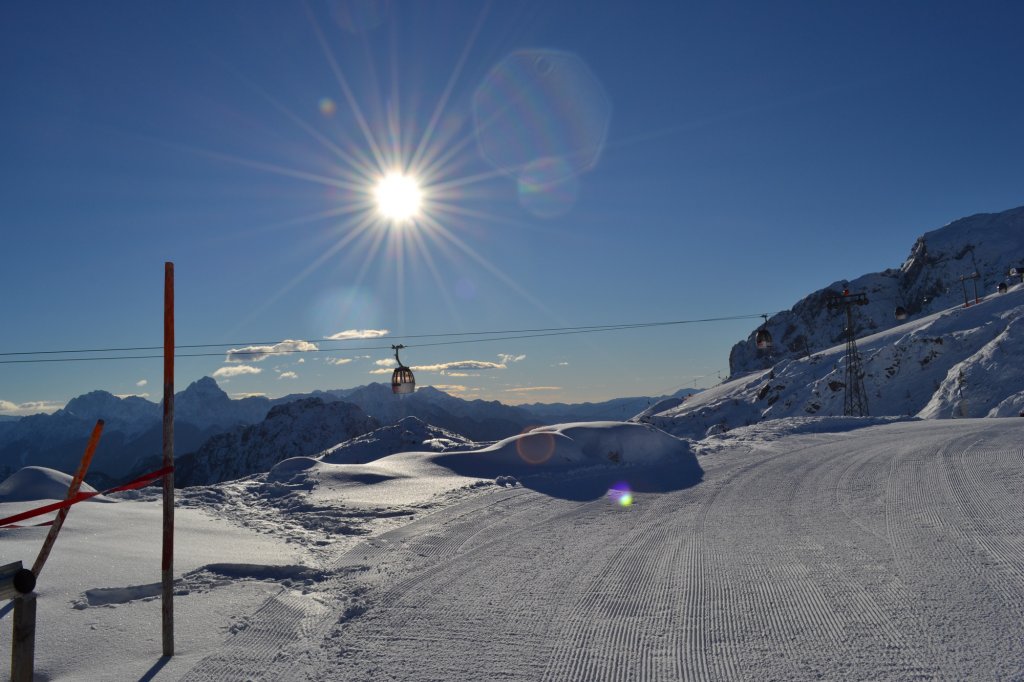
[10,418,1024,680]
[730,205,1024,375]
[646,283,1024,438]
[175,397,379,487]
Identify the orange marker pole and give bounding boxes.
[31,419,104,578]
[161,262,175,657]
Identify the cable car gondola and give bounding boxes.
[997,282,1008,294]
[754,314,772,350]
[391,344,415,395]
[894,305,908,321]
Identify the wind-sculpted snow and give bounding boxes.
[269,421,701,505]
[646,284,1024,438]
[0,465,110,502]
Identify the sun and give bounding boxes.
[374,172,422,222]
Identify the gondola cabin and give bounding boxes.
[754,313,772,350]
[894,306,908,320]
[390,344,415,395]
[392,367,415,394]
[998,282,1008,294]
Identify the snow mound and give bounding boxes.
[267,421,701,505]
[0,466,109,503]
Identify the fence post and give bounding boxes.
[4,562,37,682]
[11,593,35,682]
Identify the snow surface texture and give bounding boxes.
[730,204,1024,375]
[644,282,1024,439]
[4,418,1024,680]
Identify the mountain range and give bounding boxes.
[4,204,1024,489]
[0,377,691,485]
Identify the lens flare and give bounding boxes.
[515,430,557,465]
[319,97,337,117]
[608,482,633,507]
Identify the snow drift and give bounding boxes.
[268,421,702,504]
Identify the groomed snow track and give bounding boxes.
[185,419,1024,681]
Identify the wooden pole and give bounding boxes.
[32,419,104,578]
[162,262,175,657]
[11,593,36,682]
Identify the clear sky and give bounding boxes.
[3,1,1024,414]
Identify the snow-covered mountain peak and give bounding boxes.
[319,415,475,465]
[648,281,1024,438]
[730,204,1024,376]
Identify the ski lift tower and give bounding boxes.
[827,290,870,417]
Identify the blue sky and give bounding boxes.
[3,1,1024,413]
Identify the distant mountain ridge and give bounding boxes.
[173,397,379,487]
[0,376,693,484]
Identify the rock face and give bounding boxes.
[174,376,272,431]
[174,398,379,486]
[729,205,1024,376]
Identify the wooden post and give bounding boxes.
[11,593,35,682]
[162,262,175,657]
[32,419,104,578]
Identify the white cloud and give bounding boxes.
[369,359,507,376]
[326,357,353,365]
[213,365,263,379]
[227,340,317,363]
[297,358,305,364]
[505,386,561,393]
[498,353,526,364]
[431,384,469,393]
[231,392,267,399]
[279,371,298,380]
[414,360,506,373]
[136,379,148,387]
[0,399,65,416]
[325,329,390,340]
[430,384,482,397]
[114,393,150,399]
[558,362,569,366]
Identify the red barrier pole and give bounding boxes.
[162,262,175,657]
[31,419,104,577]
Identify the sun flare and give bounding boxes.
[374,172,422,221]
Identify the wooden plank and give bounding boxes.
[32,419,104,577]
